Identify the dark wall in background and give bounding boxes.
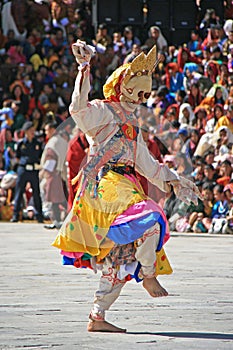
[92,0,224,46]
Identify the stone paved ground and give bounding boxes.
[0,222,233,350]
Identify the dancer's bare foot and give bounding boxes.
[87,319,126,333]
[143,277,168,297]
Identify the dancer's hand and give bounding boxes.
[72,40,96,65]
[168,177,203,206]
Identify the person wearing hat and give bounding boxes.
[10,121,44,223]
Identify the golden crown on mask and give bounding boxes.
[103,45,157,100]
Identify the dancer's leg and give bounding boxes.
[88,258,126,332]
[135,223,168,298]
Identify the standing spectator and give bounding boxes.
[40,129,69,229]
[11,121,43,223]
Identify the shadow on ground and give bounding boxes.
[126,332,233,340]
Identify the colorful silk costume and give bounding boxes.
[52,41,202,324]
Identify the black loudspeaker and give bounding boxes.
[147,0,170,30]
[119,0,144,25]
[92,0,119,26]
[172,0,197,29]
[171,29,192,47]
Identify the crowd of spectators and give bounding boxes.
[0,0,233,234]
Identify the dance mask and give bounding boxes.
[103,46,157,111]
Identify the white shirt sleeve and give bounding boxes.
[135,131,179,191]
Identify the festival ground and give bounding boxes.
[0,222,232,350]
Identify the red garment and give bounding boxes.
[164,103,180,119]
[66,133,89,210]
[28,97,45,117]
[186,90,203,109]
[217,176,231,187]
[165,62,180,89]
[177,47,201,71]
[205,61,219,83]
[7,46,26,65]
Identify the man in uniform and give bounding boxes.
[11,121,44,223]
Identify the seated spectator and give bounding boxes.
[227,44,233,73]
[208,184,229,233]
[217,63,229,87]
[185,129,200,158]
[216,125,233,156]
[177,46,201,71]
[178,103,195,126]
[192,182,214,232]
[0,128,16,171]
[165,63,184,95]
[208,84,228,104]
[9,82,29,116]
[224,84,233,109]
[223,180,233,202]
[0,171,17,221]
[92,23,112,53]
[215,104,233,132]
[112,31,126,60]
[184,82,203,109]
[216,159,233,186]
[175,89,187,106]
[222,196,233,234]
[212,184,229,218]
[205,103,224,133]
[187,29,202,54]
[123,44,141,64]
[223,19,233,52]
[203,164,218,184]
[183,63,201,93]
[203,150,215,165]
[191,159,205,183]
[153,85,176,119]
[192,107,208,134]
[153,50,167,86]
[144,26,167,52]
[204,61,220,84]
[175,152,193,176]
[6,40,26,65]
[29,107,44,132]
[121,26,141,54]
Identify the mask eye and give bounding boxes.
[138,91,144,98]
[144,92,151,99]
